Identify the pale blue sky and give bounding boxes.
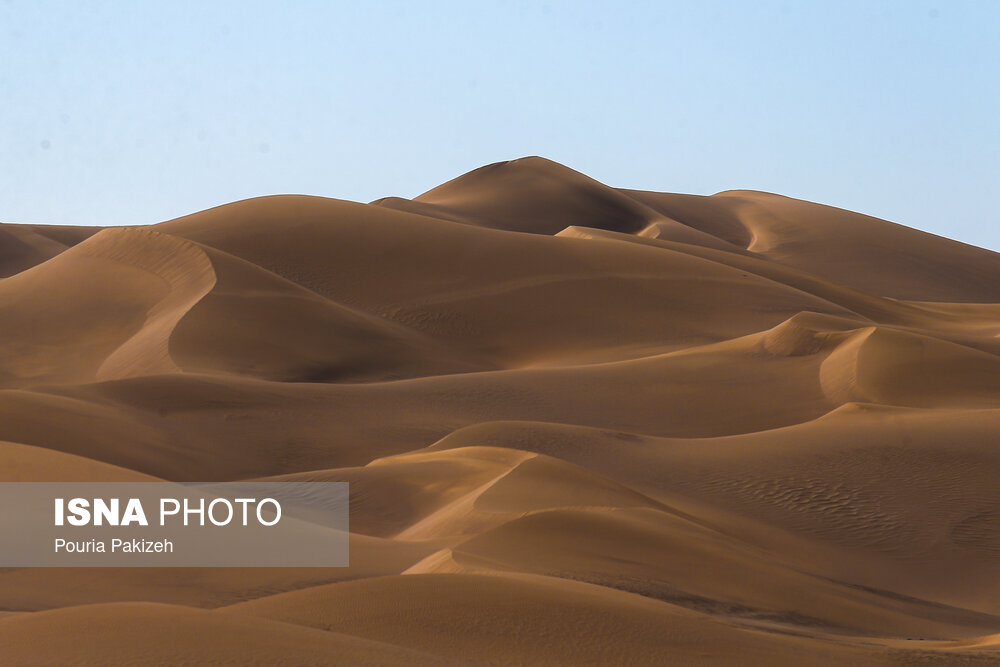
[2,1,998,250]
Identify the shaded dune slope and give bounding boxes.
[0,224,101,278]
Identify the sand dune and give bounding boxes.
[624,184,1000,302]
[0,602,453,666]
[380,156,661,235]
[227,572,932,666]
[2,157,1000,664]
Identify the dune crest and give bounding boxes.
[96,228,218,380]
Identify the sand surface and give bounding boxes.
[2,157,1000,664]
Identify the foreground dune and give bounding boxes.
[2,157,1000,664]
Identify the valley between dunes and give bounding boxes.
[3,157,1000,664]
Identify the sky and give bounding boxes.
[2,0,998,250]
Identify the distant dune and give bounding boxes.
[2,157,1000,664]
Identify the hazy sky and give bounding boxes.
[2,1,998,249]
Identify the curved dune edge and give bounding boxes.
[0,227,218,386]
[166,239,490,382]
[820,326,1000,407]
[94,228,217,380]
